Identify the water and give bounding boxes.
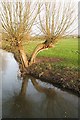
[0,49,79,118]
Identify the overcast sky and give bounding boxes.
[0,0,80,36]
[32,0,79,36]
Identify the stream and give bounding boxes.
[0,49,79,118]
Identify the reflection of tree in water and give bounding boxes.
[20,76,56,97]
[31,78,56,98]
[31,78,57,118]
[20,77,29,96]
[19,77,77,118]
[9,95,33,118]
[21,76,57,117]
[5,76,78,118]
[9,76,56,118]
[30,78,57,118]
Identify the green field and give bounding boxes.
[23,38,78,68]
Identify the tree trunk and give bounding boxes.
[18,43,29,68]
[29,43,45,65]
[29,42,54,65]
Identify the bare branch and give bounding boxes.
[38,1,77,44]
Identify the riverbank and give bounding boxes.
[26,60,79,96]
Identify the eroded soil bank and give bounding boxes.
[25,57,80,96]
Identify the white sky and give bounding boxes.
[32,0,80,36]
[0,0,80,36]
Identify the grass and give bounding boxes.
[2,37,78,69]
[23,38,78,69]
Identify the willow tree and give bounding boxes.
[1,1,77,76]
[1,1,40,74]
[30,1,77,64]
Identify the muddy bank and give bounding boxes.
[36,57,64,63]
[26,62,80,96]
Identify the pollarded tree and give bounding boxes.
[1,1,77,76]
[30,1,77,64]
[1,1,40,73]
